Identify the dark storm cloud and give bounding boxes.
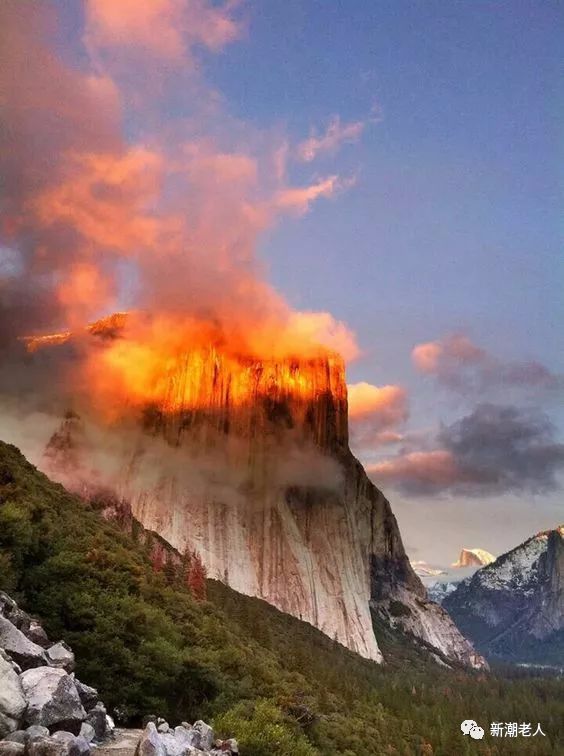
[369,404,564,497]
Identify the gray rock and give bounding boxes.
[46,644,75,674]
[105,714,115,736]
[0,742,25,756]
[0,594,50,649]
[221,739,239,754]
[180,724,191,732]
[20,667,86,732]
[0,594,29,631]
[78,724,94,744]
[0,616,47,670]
[142,717,157,728]
[156,723,169,734]
[26,622,50,649]
[192,722,213,752]
[1,732,25,745]
[50,733,90,756]
[135,723,165,756]
[72,683,98,714]
[0,654,26,738]
[25,726,50,742]
[159,733,184,756]
[84,704,106,741]
[51,733,75,745]
[0,649,21,675]
[68,736,90,756]
[26,737,69,756]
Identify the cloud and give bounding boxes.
[348,383,408,449]
[85,0,242,63]
[275,175,348,216]
[412,334,562,395]
[297,116,366,162]
[0,1,361,364]
[369,404,564,497]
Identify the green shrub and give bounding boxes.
[214,700,317,756]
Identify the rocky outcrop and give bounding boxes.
[444,526,564,662]
[20,668,86,732]
[135,720,237,756]
[0,654,26,738]
[0,593,113,749]
[37,330,485,669]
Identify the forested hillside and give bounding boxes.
[0,440,562,755]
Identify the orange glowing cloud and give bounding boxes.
[57,263,113,327]
[348,383,408,450]
[33,148,163,254]
[2,1,365,376]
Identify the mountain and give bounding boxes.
[31,318,485,670]
[410,560,446,578]
[444,526,564,664]
[451,548,495,568]
[2,439,564,755]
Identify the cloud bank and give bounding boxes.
[412,334,563,396]
[370,403,564,497]
[0,0,361,363]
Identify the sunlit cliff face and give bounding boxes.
[22,311,349,450]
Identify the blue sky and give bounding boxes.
[206,0,564,560]
[2,0,562,564]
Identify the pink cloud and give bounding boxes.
[412,334,562,394]
[368,450,459,489]
[297,116,366,162]
[85,0,242,61]
[348,383,408,450]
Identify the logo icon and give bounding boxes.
[461,720,484,740]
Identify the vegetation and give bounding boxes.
[1,440,563,755]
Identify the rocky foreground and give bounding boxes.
[0,593,238,756]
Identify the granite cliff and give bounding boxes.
[28,318,485,669]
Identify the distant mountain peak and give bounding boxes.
[444,525,564,664]
[452,548,495,568]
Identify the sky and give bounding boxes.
[1,1,562,565]
[215,0,564,562]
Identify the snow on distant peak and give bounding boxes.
[452,548,495,568]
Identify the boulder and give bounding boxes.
[78,724,94,744]
[0,654,26,738]
[0,616,47,670]
[20,668,86,732]
[0,742,24,756]
[72,683,98,714]
[221,739,239,754]
[1,733,25,745]
[51,733,90,756]
[0,594,29,631]
[156,723,169,734]
[25,727,50,742]
[68,736,90,756]
[84,704,107,741]
[26,623,50,650]
[26,737,70,756]
[192,722,214,752]
[46,644,74,674]
[135,723,165,756]
[0,649,21,675]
